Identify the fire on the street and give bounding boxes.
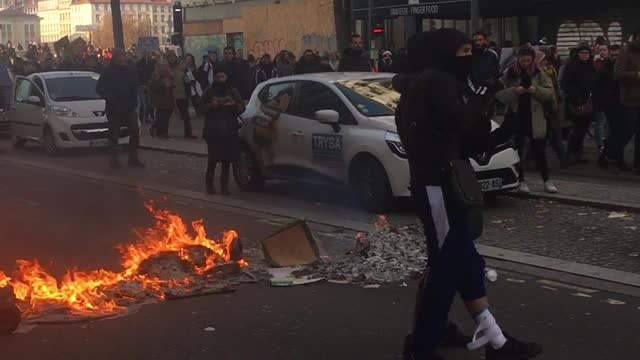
[0,200,247,318]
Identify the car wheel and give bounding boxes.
[355,158,393,213]
[12,135,26,149]
[43,127,58,156]
[233,145,265,191]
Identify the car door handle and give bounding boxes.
[291,131,304,137]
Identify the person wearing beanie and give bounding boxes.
[614,28,640,173]
[538,47,568,166]
[394,29,543,360]
[496,46,556,194]
[198,65,245,195]
[562,42,596,164]
[96,48,144,169]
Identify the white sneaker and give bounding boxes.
[518,182,530,194]
[544,180,558,194]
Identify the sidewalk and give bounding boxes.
[141,114,640,212]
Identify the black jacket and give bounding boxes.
[593,60,620,111]
[394,30,492,187]
[338,48,371,72]
[472,48,500,85]
[561,59,596,106]
[96,63,138,113]
[295,55,333,74]
[226,59,251,100]
[136,58,155,87]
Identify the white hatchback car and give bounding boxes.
[8,71,129,155]
[234,73,520,212]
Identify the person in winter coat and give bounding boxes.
[223,46,252,100]
[562,42,596,164]
[294,50,332,74]
[614,29,640,172]
[394,29,543,360]
[378,50,394,72]
[275,50,296,77]
[167,51,195,138]
[252,53,278,90]
[184,53,204,117]
[538,49,567,166]
[338,34,371,72]
[596,45,626,170]
[148,60,176,139]
[95,48,143,169]
[198,66,245,195]
[496,46,556,194]
[472,30,500,85]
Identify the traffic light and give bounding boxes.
[372,23,384,34]
[173,2,183,34]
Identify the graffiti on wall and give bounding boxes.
[184,34,227,64]
[250,39,292,58]
[300,34,338,54]
[556,20,623,57]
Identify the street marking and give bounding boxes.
[571,292,592,298]
[537,279,598,294]
[605,299,626,305]
[541,286,558,291]
[506,278,526,283]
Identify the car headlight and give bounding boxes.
[385,131,407,158]
[51,105,79,118]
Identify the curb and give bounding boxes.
[141,142,640,214]
[3,155,640,290]
[510,192,640,213]
[139,144,207,158]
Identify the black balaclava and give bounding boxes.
[407,29,471,81]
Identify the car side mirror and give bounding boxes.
[315,109,341,133]
[315,110,339,124]
[27,95,42,105]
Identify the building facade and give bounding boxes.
[0,8,40,45]
[183,0,345,62]
[39,0,173,45]
[0,0,37,15]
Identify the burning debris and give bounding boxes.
[0,200,249,331]
[311,216,427,284]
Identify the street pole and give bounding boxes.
[470,0,479,32]
[350,0,355,34]
[111,0,125,49]
[367,0,373,50]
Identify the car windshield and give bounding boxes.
[335,78,399,117]
[45,75,101,102]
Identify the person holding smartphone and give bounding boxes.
[496,46,555,194]
[198,66,245,195]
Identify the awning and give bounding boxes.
[352,0,544,19]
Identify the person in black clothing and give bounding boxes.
[136,52,155,124]
[252,53,278,90]
[295,50,332,74]
[198,66,245,196]
[562,42,596,164]
[394,29,542,360]
[83,55,102,74]
[223,46,251,100]
[597,45,626,170]
[338,34,371,72]
[378,50,394,72]
[96,48,144,169]
[472,30,500,86]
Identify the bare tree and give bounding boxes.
[92,13,152,49]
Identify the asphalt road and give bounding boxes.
[0,161,639,359]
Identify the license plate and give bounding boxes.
[479,178,503,191]
[89,139,109,147]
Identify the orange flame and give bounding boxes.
[0,200,245,316]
